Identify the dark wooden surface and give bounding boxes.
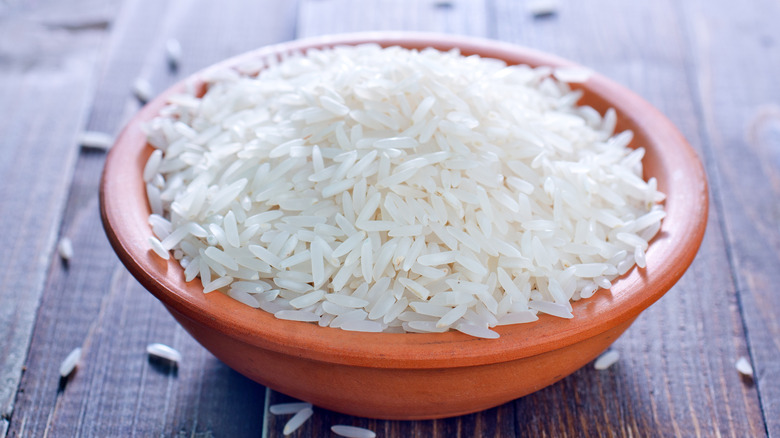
[1,0,776,436]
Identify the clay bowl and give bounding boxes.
[100,32,708,420]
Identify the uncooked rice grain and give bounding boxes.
[78,130,114,150]
[165,39,182,70]
[283,407,313,435]
[331,425,377,438]
[735,356,753,377]
[594,350,620,370]
[58,237,74,261]
[143,44,666,338]
[146,343,182,363]
[148,236,169,260]
[528,0,558,16]
[133,78,154,103]
[59,347,82,378]
[269,402,312,415]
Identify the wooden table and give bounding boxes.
[1,0,777,436]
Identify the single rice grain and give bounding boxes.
[146,343,182,363]
[735,356,754,377]
[269,402,312,415]
[283,407,314,435]
[331,425,377,438]
[594,350,620,370]
[58,237,74,261]
[59,347,82,378]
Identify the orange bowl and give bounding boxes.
[100,32,708,420]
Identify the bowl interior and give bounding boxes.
[100,32,708,369]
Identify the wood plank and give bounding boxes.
[265,391,515,437]
[679,0,780,435]
[8,0,770,436]
[297,0,488,38]
[7,0,298,436]
[8,159,265,435]
[493,0,765,436]
[0,3,115,435]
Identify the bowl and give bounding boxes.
[100,32,708,420]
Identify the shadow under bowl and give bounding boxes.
[100,32,708,420]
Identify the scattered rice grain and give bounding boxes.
[735,356,754,377]
[58,237,74,261]
[269,402,312,415]
[283,407,314,435]
[78,130,114,150]
[133,77,154,103]
[594,350,620,370]
[146,343,182,363]
[331,425,377,438]
[59,347,82,378]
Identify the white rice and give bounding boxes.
[269,402,313,415]
[165,39,182,70]
[331,425,377,438]
[282,407,314,435]
[133,77,154,103]
[148,236,169,260]
[58,237,74,261]
[143,45,665,338]
[527,0,559,17]
[78,130,114,150]
[735,356,754,377]
[146,343,182,363]
[553,67,593,84]
[594,350,620,370]
[59,347,82,378]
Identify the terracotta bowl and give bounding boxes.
[100,32,708,420]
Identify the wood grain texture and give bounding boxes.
[4,0,778,436]
[679,0,780,435]
[7,0,297,436]
[493,0,765,436]
[264,391,515,438]
[297,0,488,39]
[0,1,115,434]
[7,154,264,436]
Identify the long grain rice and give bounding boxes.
[59,347,82,378]
[58,237,74,261]
[146,343,182,363]
[283,407,314,435]
[78,130,114,150]
[594,350,620,370]
[735,356,754,377]
[331,425,377,438]
[143,45,666,338]
[269,402,312,415]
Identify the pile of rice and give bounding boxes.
[143,44,665,338]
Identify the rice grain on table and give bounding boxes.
[594,350,620,370]
[59,347,82,378]
[269,402,312,415]
[165,38,182,70]
[331,425,377,438]
[133,77,154,103]
[146,343,182,363]
[282,407,314,435]
[78,130,114,150]
[735,356,754,377]
[143,45,666,338]
[527,0,558,17]
[58,237,74,261]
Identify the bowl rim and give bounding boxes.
[100,31,708,369]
